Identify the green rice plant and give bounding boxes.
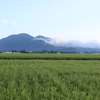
[0,60,100,99]
[0,53,100,60]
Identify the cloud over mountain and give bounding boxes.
[47,38,100,48]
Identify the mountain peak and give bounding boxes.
[36,35,44,38]
[34,35,51,41]
[18,33,29,35]
[17,33,33,37]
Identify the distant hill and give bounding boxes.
[0,33,99,52]
[0,33,58,51]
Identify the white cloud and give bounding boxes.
[2,20,17,26]
[2,20,8,24]
[46,38,70,46]
[11,21,17,25]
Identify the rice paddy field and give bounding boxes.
[0,54,100,100]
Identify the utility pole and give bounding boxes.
[96,45,98,53]
[2,45,4,53]
[31,45,33,52]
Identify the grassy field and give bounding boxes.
[0,53,100,60]
[0,54,100,100]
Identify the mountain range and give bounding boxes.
[0,33,99,53]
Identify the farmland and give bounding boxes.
[0,53,100,60]
[0,54,100,100]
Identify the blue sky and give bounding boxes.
[0,0,100,42]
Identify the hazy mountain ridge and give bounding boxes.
[0,33,99,52]
[0,33,58,51]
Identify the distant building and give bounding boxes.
[3,51,12,53]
